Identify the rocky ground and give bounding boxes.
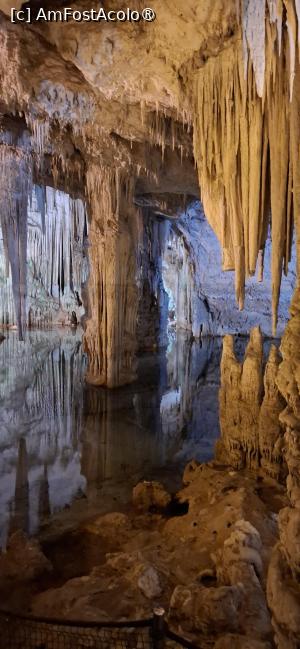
[0,460,288,648]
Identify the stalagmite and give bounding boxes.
[218,330,287,479]
[258,345,286,480]
[217,327,264,469]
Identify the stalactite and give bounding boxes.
[25,116,50,156]
[193,2,300,333]
[147,110,192,160]
[0,145,32,340]
[242,0,266,97]
[0,184,88,330]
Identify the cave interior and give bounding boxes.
[0,1,300,648]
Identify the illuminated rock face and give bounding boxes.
[0,186,88,329]
[265,299,300,649]
[162,202,296,338]
[217,329,286,478]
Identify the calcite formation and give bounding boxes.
[193,1,300,335]
[217,302,300,649]
[0,185,88,329]
[83,168,139,386]
[265,301,300,649]
[218,329,286,479]
[0,0,299,383]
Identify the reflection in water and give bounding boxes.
[0,329,222,547]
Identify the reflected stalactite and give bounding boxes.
[81,335,221,495]
[0,330,86,547]
[38,464,51,522]
[9,437,29,538]
[1,329,221,545]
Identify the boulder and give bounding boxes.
[132,481,171,512]
[215,520,271,639]
[169,582,242,634]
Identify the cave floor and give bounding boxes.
[0,328,287,647]
[0,461,287,649]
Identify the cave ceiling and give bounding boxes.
[0,0,237,201]
[1,0,299,341]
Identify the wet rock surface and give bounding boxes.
[0,461,287,647]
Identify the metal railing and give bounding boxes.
[0,607,201,649]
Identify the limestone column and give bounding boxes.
[83,167,139,387]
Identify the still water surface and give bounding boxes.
[0,329,222,547]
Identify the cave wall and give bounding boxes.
[137,211,169,351]
[0,185,88,328]
[163,202,296,338]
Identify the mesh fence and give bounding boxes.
[0,610,201,649]
[0,612,153,649]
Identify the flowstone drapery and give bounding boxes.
[0,182,88,330]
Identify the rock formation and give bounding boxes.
[266,301,300,649]
[0,185,88,328]
[217,328,287,480]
